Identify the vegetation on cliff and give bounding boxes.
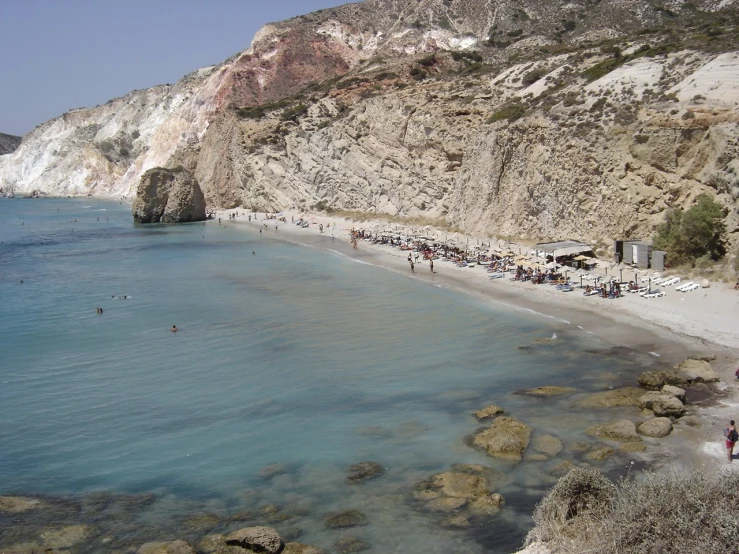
[653,195,728,266]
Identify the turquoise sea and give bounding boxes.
[0,199,663,553]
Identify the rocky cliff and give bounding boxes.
[1,0,738,245]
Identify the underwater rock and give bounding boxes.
[619,441,647,452]
[585,420,641,442]
[333,537,370,553]
[259,463,288,480]
[518,386,576,397]
[585,447,615,462]
[426,497,468,512]
[138,540,196,554]
[550,460,577,476]
[638,417,674,438]
[531,435,564,457]
[322,510,368,529]
[446,514,471,528]
[573,387,644,408]
[225,526,284,554]
[431,471,490,498]
[0,496,47,513]
[183,513,222,532]
[468,494,505,516]
[473,404,504,420]
[472,417,531,461]
[283,543,325,554]
[638,392,685,418]
[345,461,385,484]
[259,505,294,524]
[567,442,591,453]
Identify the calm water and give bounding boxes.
[0,199,661,553]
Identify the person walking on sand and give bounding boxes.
[410,260,415,274]
[429,258,434,274]
[725,420,738,462]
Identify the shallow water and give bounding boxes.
[0,199,664,553]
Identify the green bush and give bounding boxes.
[521,67,547,86]
[417,53,437,67]
[653,194,727,264]
[487,102,526,123]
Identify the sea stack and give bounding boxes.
[132,167,206,224]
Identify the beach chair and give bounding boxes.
[682,283,700,292]
[644,291,666,299]
[676,281,695,292]
[659,277,679,286]
[639,288,660,297]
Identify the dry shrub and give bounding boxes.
[601,470,739,554]
[527,467,614,549]
[527,469,739,554]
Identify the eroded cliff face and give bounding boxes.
[1,0,738,245]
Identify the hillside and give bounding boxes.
[0,132,21,155]
[0,0,737,246]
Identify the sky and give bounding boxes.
[0,0,358,136]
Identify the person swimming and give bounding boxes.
[171,325,178,333]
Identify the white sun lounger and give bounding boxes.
[675,282,693,291]
[681,283,700,292]
[644,291,666,299]
[639,288,660,297]
[660,277,680,287]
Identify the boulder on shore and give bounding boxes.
[638,417,674,438]
[675,359,719,384]
[638,392,685,418]
[132,167,206,223]
[661,385,686,404]
[472,417,531,461]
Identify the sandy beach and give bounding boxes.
[218,208,739,474]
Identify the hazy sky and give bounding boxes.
[0,0,357,136]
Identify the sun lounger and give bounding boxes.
[660,277,680,286]
[583,289,600,296]
[644,291,666,299]
[488,273,505,279]
[681,283,700,292]
[676,282,695,292]
[639,288,660,297]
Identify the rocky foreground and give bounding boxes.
[0,354,725,553]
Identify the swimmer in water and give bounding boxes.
[171,325,178,333]
[252,251,256,255]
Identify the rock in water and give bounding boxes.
[472,417,531,461]
[225,526,284,554]
[132,167,206,223]
[345,461,385,484]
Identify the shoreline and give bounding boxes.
[220,208,739,474]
